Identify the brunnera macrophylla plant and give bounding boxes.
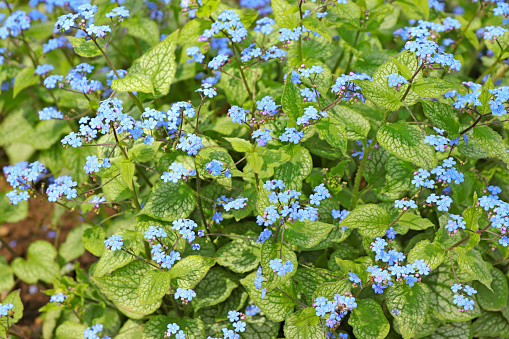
[2,0,509,338]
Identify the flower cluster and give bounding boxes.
[83,155,111,175]
[39,107,63,121]
[313,294,357,329]
[451,284,477,312]
[268,258,294,276]
[84,324,111,339]
[49,292,67,304]
[0,303,13,317]
[3,161,46,204]
[46,175,78,202]
[161,162,195,183]
[206,160,231,178]
[385,73,408,90]
[174,288,196,304]
[202,9,247,42]
[368,235,431,293]
[104,235,123,251]
[165,323,186,339]
[297,106,327,126]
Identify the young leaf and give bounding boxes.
[169,255,217,289]
[386,283,430,339]
[141,181,196,222]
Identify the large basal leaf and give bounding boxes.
[138,270,171,306]
[93,260,162,319]
[141,181,196,222]
[474,267,508,311]
[377,121,436,169]
[412,78,460,98]
[472,309,509,337]
[397,212,434,230]
[386,283,430,339]
[94,229,142,277]
[340,204,389,238]
[422,265,481,322]
[293,268,338,302]
[216,240,260,273]
[13,67,38,98]
[311,280,352,302]
[192,267,238,310]
[349,299,390,339]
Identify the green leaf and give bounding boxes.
[340,204,389,238]
[407,240,445,270]
[474,267,508,311]
[178,18,212,46]
[382,156,414,193]
[260,240,298,292]
[127,30,178,97]
[283,308,324,339]
[217,240,260,273]
[330,106,370,140]
[26,120,70,150]
[282,77,303,126]
[420,100,460,139]
[391,57,413,79]
[315,118,348,154]
[192,267,238,310]
[59,223,90,263]
[349,299,390,339]
[93,260,161,319]
[219,61,260,106]
[354,79,402,110]
[412,78,460,98]
[331,2,360,28]
[55,321,87,339]
[124,17,160,47]
[143,315,205,339]
[112,74,155,94]
[472,309,509,337]
[128,139,161,162]
[472,126,509,165]
[312,280,351,302]
[116,320,145,339]
[272,0,300,28]
[169,255,217,289]
[120,160,135,190]
[0,192,28,224]
[0,257,15,292]
[13,67,38,98]
[420,321,472,339]
[242,316,280,339]
[294,268,338,302]
[274,144,313,191]
[141,181,196,222]
[250,152,264,174]
[240,272,298,321]
[225,137,252,152]
[11,240,59,284]
[94,229,142,277]
[456,248,492,290]
[397,212,434,230]
[138,270,170,306]
[283,220,335,249]
[386,283,430,339]
[303,16,331,42]
[83,226,106,257]
[377,121,436,169]
[66,36,103,57]
[423,265,481,322]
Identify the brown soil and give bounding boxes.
[0,178,97,339]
